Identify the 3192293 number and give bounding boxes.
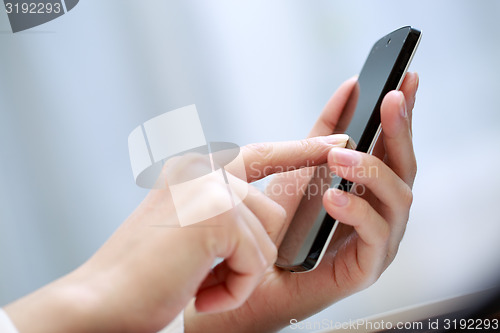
[444,318,499,330]
[5,2,62,14]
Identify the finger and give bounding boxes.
[196,261,231,294]
[323,188,390,247]
[258,78,357,227]
[241,184,288,243]
[226,134,349,183]
[194,214,268,313]
[195,202,278,292]
[195,200,279,294]
[309,76,358,137]
[359,72,419,163]
[262,164,318,240]
[323,188,389,274]
[380,90,417,187]
[237,202,278,265]
[195,266,260,313]
[328,148,413,219]
[221,171,287,243]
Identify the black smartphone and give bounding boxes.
[276,26,422,272]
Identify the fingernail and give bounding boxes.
[327,189,349,207]
[329,147,360,166]
[399,91,407,118]
[320,134,349,146]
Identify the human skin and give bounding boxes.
[4,134,350,333]
[184,72,420,332]
[3,72,418,333]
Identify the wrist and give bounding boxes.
[184,301,254,333]
[4,272,101,333]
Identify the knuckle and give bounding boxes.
[349,154,377,185]
[298,139,313,154]
[386,246,400,266]
[195,186,233,221]
[400,184,414,209]
[363,155,381,184]
[246,142,275,164]
[184,152,205,162]
[267,244,278,266]
[275,204,287,224]
[176,152,208,166]
[365,272,381,289]
[358,198,372,221]
[251,245,269,272]
[182,152,212,170]
[379,223,391,244]
[410,159,418,183]
[163,152,212,178]
[162,155,182,173]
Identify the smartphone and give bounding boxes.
[275,26,422,272]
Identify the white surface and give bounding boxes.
[0,309,18,333]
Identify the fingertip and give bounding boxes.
[381,90,405,111]
[401,72,419,101]
[398,91,407,119]
[328,147,361,167]
[325,188,350,207]
[380,91,408,139]
[319,133,349,146]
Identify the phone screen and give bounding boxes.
[337,27,419,152]
[276,27,421,271]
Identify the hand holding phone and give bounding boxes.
[184,63,421,333]
[276,26,421,272]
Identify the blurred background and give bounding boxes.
[1,0,499,331]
